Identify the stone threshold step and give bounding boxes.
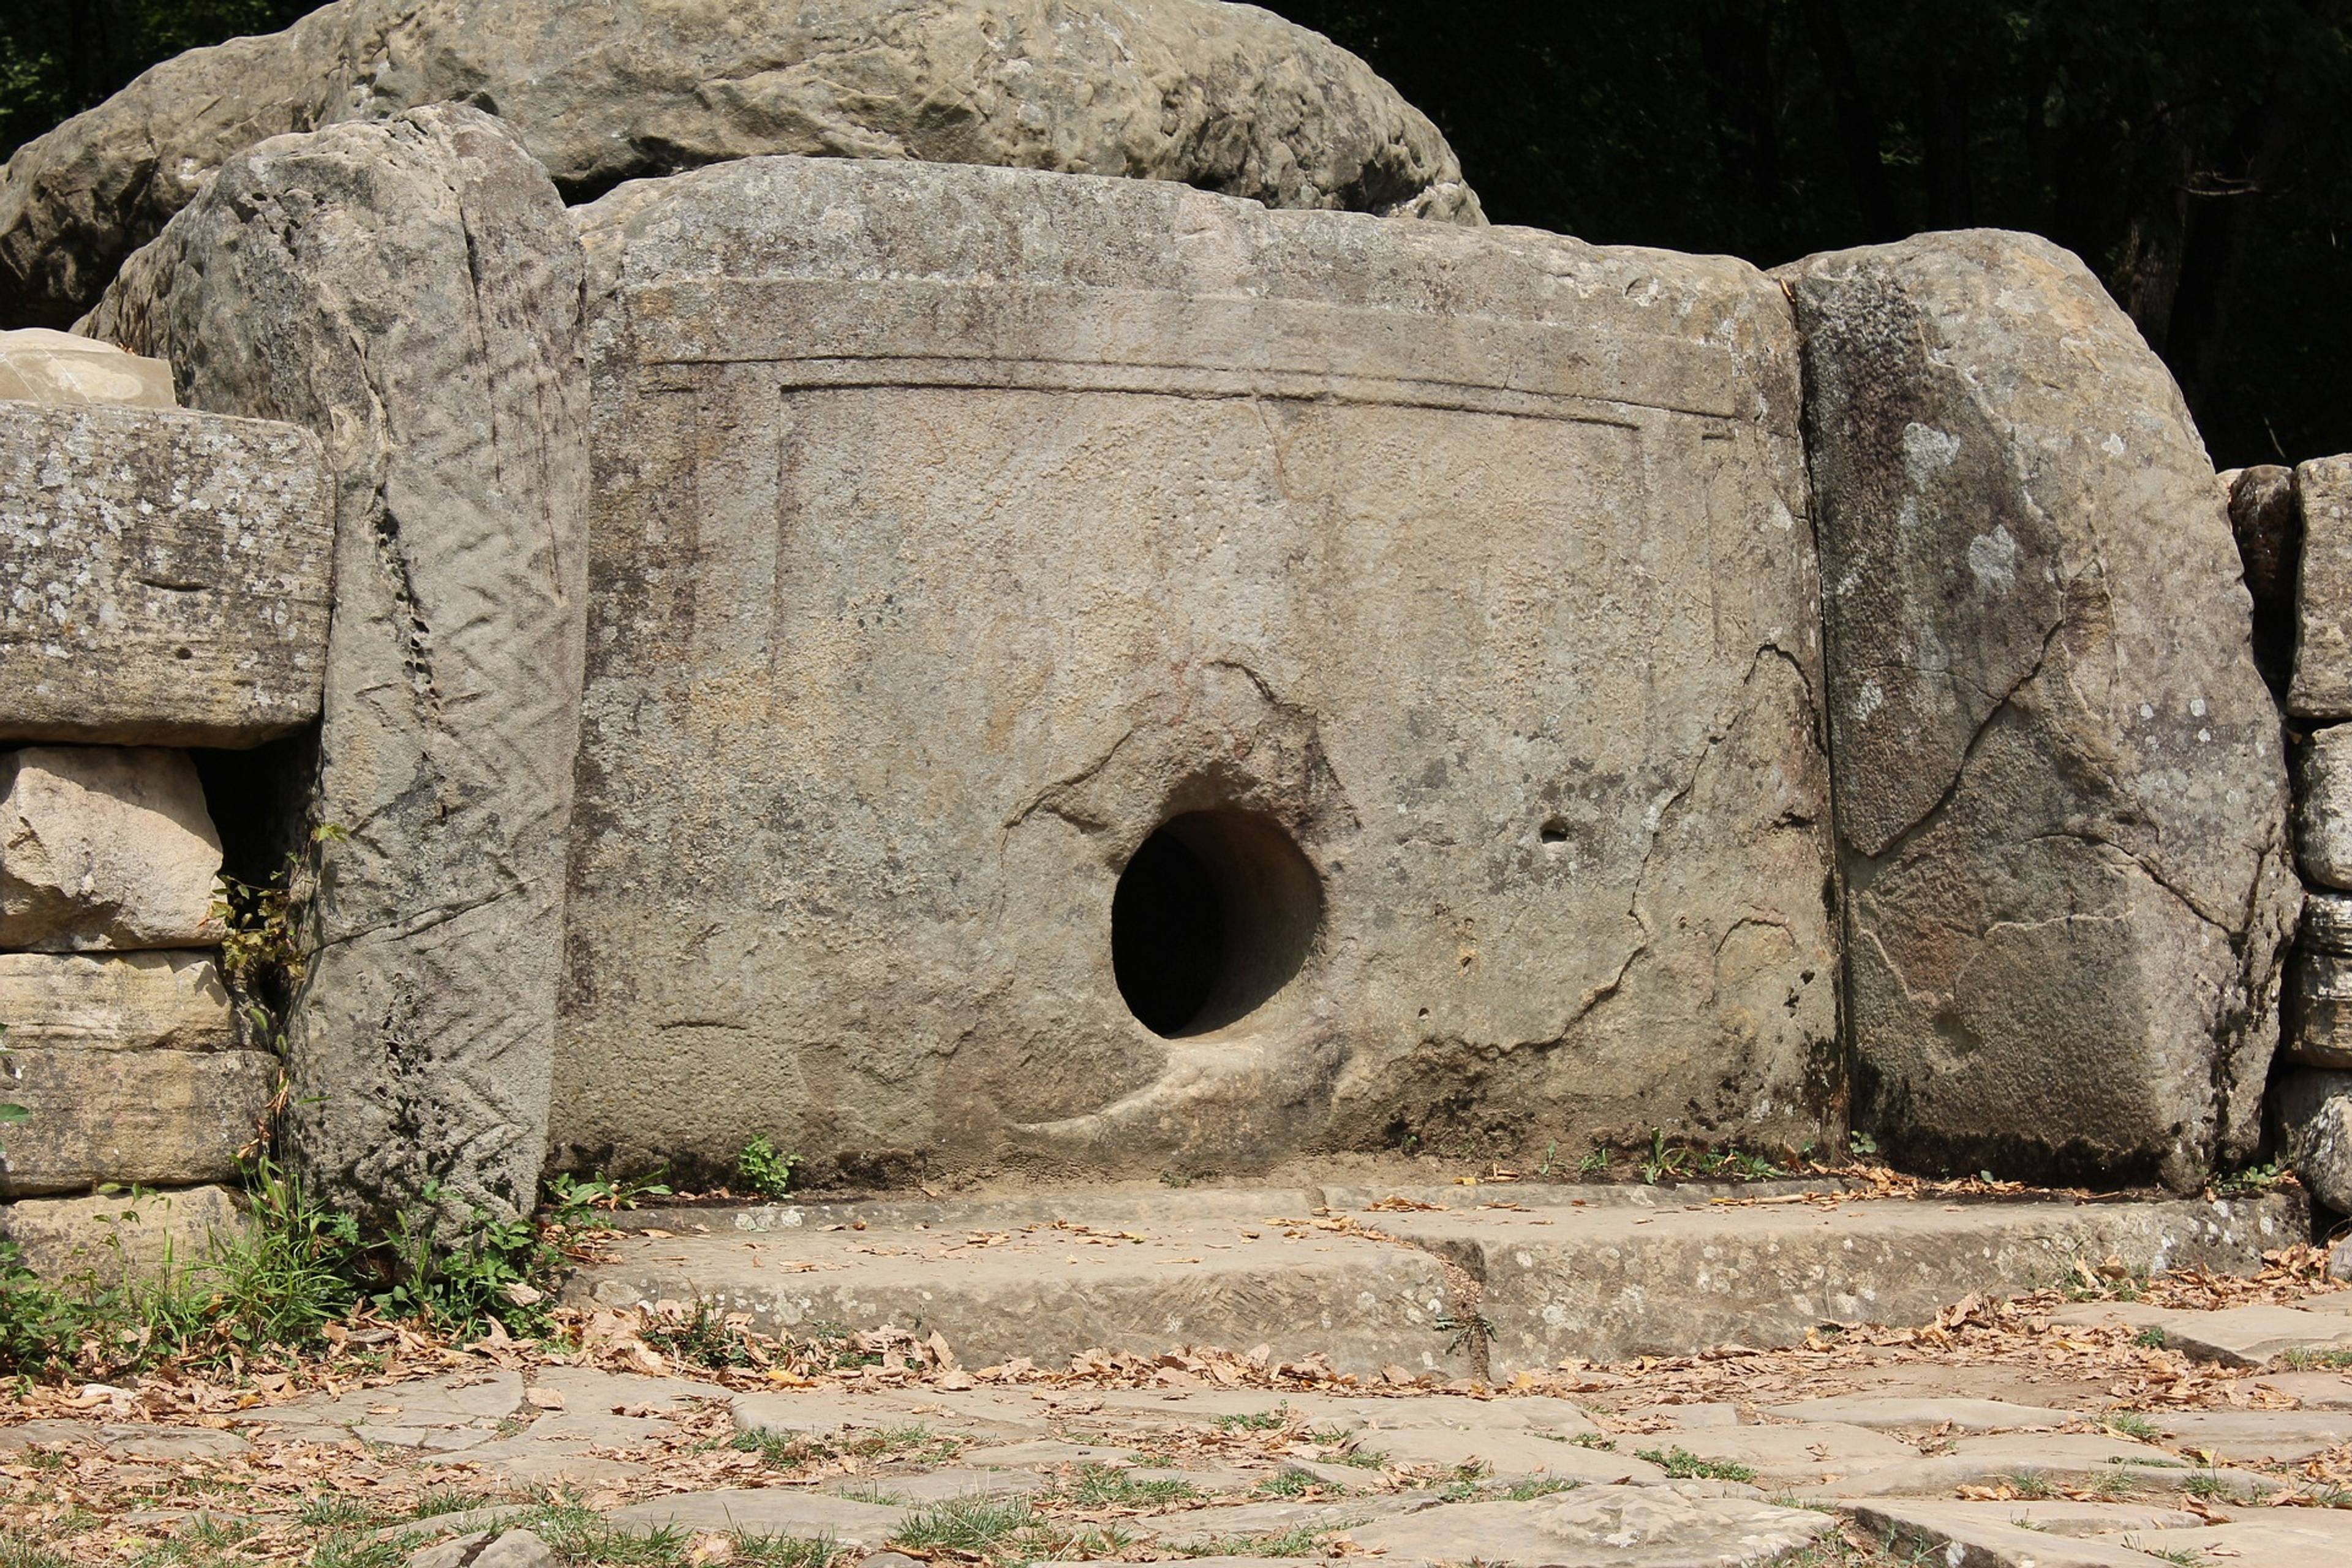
[560,1186,2303,1381]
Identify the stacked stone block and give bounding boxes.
[0,329,332,1279]
[2230,458,2352,1214]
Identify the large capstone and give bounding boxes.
[554,155,1836,1185]
[0,0,1480,328]
[1781,231,2296,1190]
[89,106,588,1226]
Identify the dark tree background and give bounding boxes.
[4,0,2348,468]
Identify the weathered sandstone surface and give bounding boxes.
[556,155,1835,1184]
[0,399,331,747]
[2288,892,2352,1072]
[91,106,588,1225]
[1782,231,2296,1189]
[0,951,233,1052]
[0,1047,274,1197]
[1,0,1479,327]
[0,747,224,951]
[2222,462,2299,696]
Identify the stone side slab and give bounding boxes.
[91,105,589,1226]
[1781,231,2296,1189]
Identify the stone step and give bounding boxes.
[562,1186,2302,1378]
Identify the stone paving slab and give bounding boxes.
[1137,1494,1433,1548]
[1631,1420,1915,1481]
[2124,1511,2352,1568]
[1341,1483,1836,1567]
[2252,1370,2352,1408]
[1894,1501,2206,1537]
[1355,1427,1668,1483]
[600,1490,910,1546]
[1801,1432,2234,1500]
[2148,1407,2352,1461]
[2052,1300,2352,1365]
[568,1214,1470,1379]
[1763,1395,2079,1431]
[1845,1500,2172,1568]
[1378,1194,2301,1374]
[566,1189,2302,1374]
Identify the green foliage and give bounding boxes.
[737,1136,801,1199]
[1636,1446,1759,1482]
[0,1156,358,1378]
[1638,1129,1692,1185]
[0,1144,671,1378]
[366,1185,553,1336]
[1065,1464,1198,1506]
[889,1496,1038,1553]
[1506,1476,1583,1501]
[2211,1161,2289,1197]
[210,867,300,996]
[1210,1403,1290,1430]
[1253,1468,1318,1498]
[2102,1410,2162,1442]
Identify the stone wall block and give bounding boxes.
[2295,723,2352,888]
[2288,892,2352,1071]
[1,0,1480,329]
[0,1185,246,1282]
[2275,1068,2352,1215]
[1781,230,2297,1189]
[0,1049,273,1196]
[2223,463,2299,697]
[0,951,233,1051]
[2291,456,2352,718]
[0,327,174,407]
[0,398,333,747]
[0,747,224,949]
[90,105,590,1224]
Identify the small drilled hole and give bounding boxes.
[1539,816,1569,843]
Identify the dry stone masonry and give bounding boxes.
[2226,455,2352,1215]
[0,329,331,1275]
[3,0,2350,1265]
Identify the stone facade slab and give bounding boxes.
[555,156,1836,1183]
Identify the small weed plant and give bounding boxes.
[1635,1446,1758,1483]
[738,1136,801,1199]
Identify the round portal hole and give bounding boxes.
[1110,809,1322,1038]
